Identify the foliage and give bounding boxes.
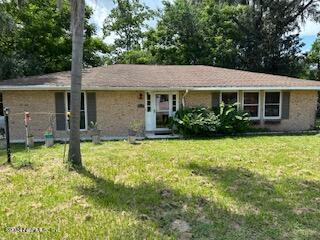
[113,49,156,64]
[103,0,154,53]
[169,107,220,136]
[214,102,250,133]
[142,0,319,78]
[229,0,313,77]
[169,103,250,136]
[306,33,320,80]
[89,121,99,130]
[144,0,208,65]
[0,0,109,80]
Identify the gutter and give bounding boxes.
[1,86,320,91]
[181,89,189,108]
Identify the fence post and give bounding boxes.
[4,107,11,163]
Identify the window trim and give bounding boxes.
[263,91,282,120]
[65,91,88,131]
[242,91,260,120]
[220,91,240,109]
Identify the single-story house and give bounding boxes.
[0,64,319,141]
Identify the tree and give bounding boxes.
[103,0,154,53]
[68,0,85,166]
[306,33,320,80]
[145,0,209,65]
[199,2,245,68]
[227,0,320,76]
[0,0,109,80]
[113,49,156,64]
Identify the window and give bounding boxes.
[0,93,3,116]
[172,94,177,112]
[146,93,151,112]
[66,92,87,130]
[243,92,259,119]
[221,92,238,105]
[264,92,281,118]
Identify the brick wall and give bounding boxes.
[96,91,145,137]
[1,90,318,141]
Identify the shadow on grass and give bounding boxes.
[74,164,320,239]
[186,163,320,238]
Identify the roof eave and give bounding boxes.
[0,85,320,91]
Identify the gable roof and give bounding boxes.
[1,64,320,91]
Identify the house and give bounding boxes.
[0,64,319,141]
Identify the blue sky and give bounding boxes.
[86,0,320,52]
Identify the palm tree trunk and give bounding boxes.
[68,0,85,166]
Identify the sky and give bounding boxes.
[86,0,320,52]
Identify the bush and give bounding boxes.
[169,103,250,136]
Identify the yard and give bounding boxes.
[0,136,320,239]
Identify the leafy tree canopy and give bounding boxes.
[103,0,154,53]
[0,0,109,80]
[306,33,320,80]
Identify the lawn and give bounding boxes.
[0,135,320,239]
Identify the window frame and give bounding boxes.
[263,91,282,120]
[220,91,240,109]
[242,91,260,120]
[65,91,88,131]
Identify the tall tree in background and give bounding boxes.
[228,0,319,76]
[199,2,245,68]
[145,0,208,65]
[306,33,320,80]
[68,0,85,166]
[103,0,154,57]
[0,0,108,80]
[0,3,20,79]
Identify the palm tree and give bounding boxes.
[68,0,85,167]
[4,0,85,166]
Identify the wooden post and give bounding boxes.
[4,107,11,163]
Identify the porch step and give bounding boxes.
[145,132,181,139]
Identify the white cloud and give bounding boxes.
[300,19,320,36]
[86,0,109,37]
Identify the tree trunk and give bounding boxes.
[68,0,85,166]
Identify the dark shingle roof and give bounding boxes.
[1,64,320,90]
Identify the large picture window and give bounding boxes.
[221,92,238,105]
[243,92,259,119]
[264,92,281,119]
[66,92,87,130]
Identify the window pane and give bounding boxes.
[244,92,259,104]
[81,93,85,110]
[222,92,237,105]
[156,112,169,128]
[265,105,280,117]
[156,94,169,111]
[244,106,258,117]
[265,92,280,104]
[0,93,3,116]
[67,92,70,111]
[80,111,86,129]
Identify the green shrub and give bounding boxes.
[169,103,250,136]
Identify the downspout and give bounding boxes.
[182,89,189,109]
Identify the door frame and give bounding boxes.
[145,91,179,131]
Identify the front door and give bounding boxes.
[155,94,170,129]
[145,92,178,131]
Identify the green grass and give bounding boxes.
[1,135,320,239]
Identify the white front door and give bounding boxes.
[145,92,178,131]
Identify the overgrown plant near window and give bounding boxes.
[169,103,250,136]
